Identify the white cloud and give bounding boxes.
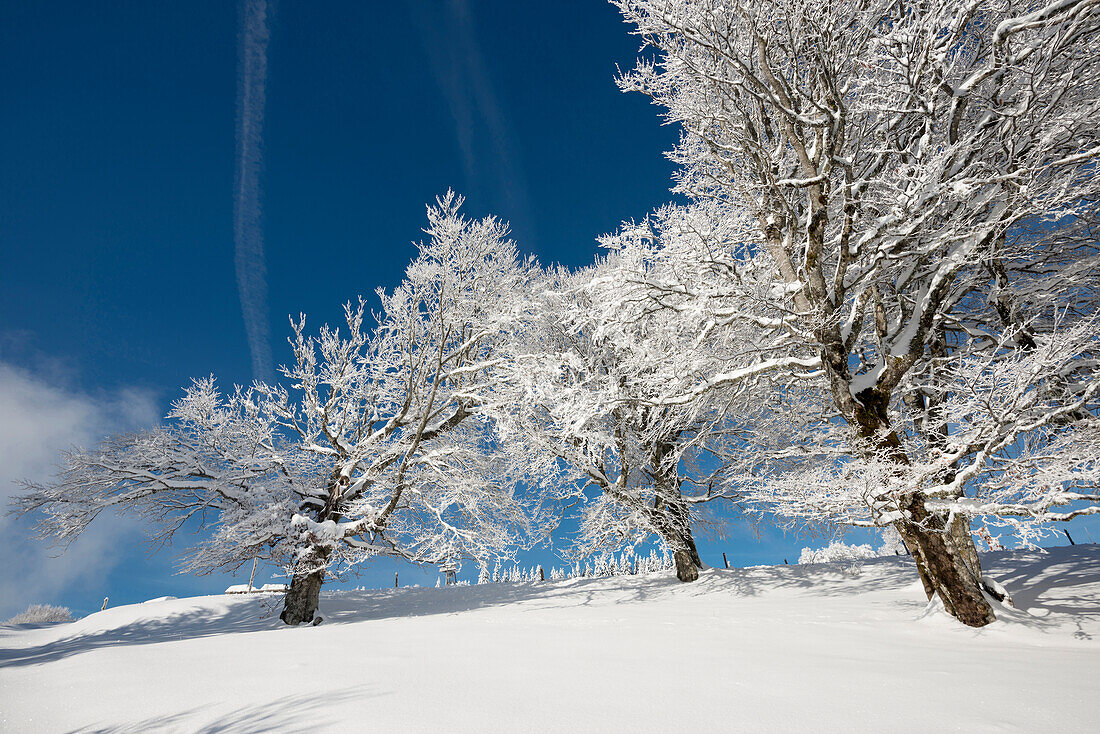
[0,362,160,619]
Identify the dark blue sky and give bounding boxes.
[2,2,1091,616]
[1,0,681,394]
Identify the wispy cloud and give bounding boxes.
[409,0,534,244]
[0,362,160,619]
[234,0,273,384]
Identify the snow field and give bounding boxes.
[2,545,1098,733]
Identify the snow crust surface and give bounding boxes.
[2,546,1099,732]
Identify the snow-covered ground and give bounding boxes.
[2,545,1099,733]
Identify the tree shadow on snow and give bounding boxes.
[0,597,285,669]
[65,686,375,733]
[980,545,1100,629]
[314,555,926,623]
[698,555,922,598]
[4,545,1096,669]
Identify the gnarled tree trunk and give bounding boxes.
[673,547,701,582]
[948,513,982,582]
[893,495,995,627]
[664,505,703,582]
[651,438,704,583]
[280,545,328,625]
[844,389,996,627]
[281,469,345,625]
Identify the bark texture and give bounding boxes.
[948,513,983,582]
[280,547,328,625]
[664,519,708,581]
[281,470,344,625]
[651,439,704,583]
[844,389,996,627]
[674,549,700,582]
[656,503,703,582]
[894,497,995,627]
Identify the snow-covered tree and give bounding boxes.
[497,251,759,582]
[16,193,562,625]
[5,604,73,625]
[798,542,877,565]
[878,527,907,557]
[266,192,567,623]
[14,378,313,577]
[977,525,1006,552]
[614,0,1100,625]
[594,555,609,577]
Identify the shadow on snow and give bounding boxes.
[65,687,377,733]
[2,544,1096,670]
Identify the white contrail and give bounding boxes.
[409,0,534,241]
[234,0,273,384]
[448,0,533,228]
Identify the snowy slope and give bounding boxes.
[2,546,1099,733]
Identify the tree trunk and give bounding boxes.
[947,513,982,581]
[660,501,704,581]
[666,512,703,583]
[947,512,1012,604]
[281,469,346,626]
[673,549,699,582]
[893,495,995,628]
[902,512,984,601]
[648,436,703,584]
[841,391,996,626]
[901,529,936,600]
[280,547,327,626]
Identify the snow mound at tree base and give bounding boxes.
[2,546,1099,733]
